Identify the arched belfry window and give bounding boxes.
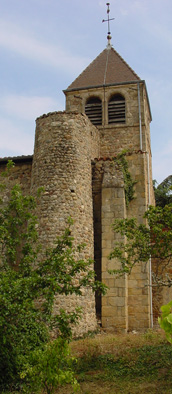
[108,94,125,124]
[85,97,102,126]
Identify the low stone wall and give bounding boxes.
[0,159,32,196]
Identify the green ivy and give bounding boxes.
[114,151,136,207]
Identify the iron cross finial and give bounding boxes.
[102,2,115,47]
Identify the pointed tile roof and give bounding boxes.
[66,47,140,91]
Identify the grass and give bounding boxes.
[5,330,172,393]
[58,329,172,394]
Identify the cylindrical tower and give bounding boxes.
[31,111,98,335]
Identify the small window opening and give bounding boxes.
[85,97,102,126]
[108,94,125,124]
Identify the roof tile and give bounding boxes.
[66,47,140,91]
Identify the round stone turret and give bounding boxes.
[31,111,99,335]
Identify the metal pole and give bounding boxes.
[137,82,142,151]
[147,152,153,328]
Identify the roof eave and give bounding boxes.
[63,79,141,94]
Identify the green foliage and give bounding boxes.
[158,301,172,344]
[0,162,106,392]
[0,159,15,178]
[0,183,38,269]
[21,338,79,394]
[109,204,172,285]
[114,151,136,207]
[0,268,48,390]
[153,175,172,208]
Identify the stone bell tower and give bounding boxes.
[0,5,155,334]
[64,28,154,331]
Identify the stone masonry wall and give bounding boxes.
[65,82,149,159]
[101,161,128,331]
[0,160,32,195]
[31,111,99,336]
[92,152,152,332]
[126,152,151,330]
[65,82,144,129]
[92,159,128,331]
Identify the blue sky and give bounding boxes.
[0,0,171,183]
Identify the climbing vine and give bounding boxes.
[114,151,136,207]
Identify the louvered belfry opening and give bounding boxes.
[85,97,102,126]
[108,94,125,124]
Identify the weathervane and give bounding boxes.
[102,2,114,47]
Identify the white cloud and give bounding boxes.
[0,93,65,158]
[0,20,90,73]
[0,118,34,156]
[0,94,63,121]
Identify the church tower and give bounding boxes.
[0,5,158,334]
[64,27,154,331]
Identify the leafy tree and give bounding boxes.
[109,204,172,287]
[20,338,79,394]
[158,301,172,344]
[0,162,106,393]
[153,175,172,207]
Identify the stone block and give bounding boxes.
[128,279,138,288]
[102,306,117,317]
[102,271,114,280]
[102,205,111,213]
[107,278,117,288]
[102,231,113,240]
[115,297,125,307]
[102,188,112,199]
[118,288,126,297]
[102,218,113,226]
[128,287,141,296]
[102,297,107,306]
[115,278,126,288]
[102,239,112,249]
[102,248,111,258]
[105,287,118,296]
